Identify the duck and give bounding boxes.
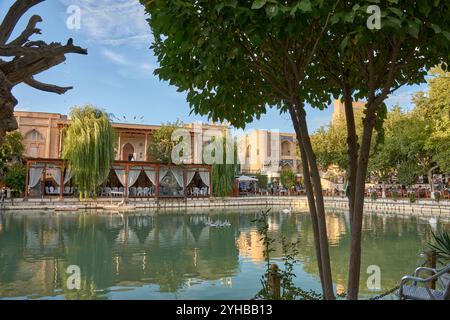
[282,207,292,214]
[429,217,438,230]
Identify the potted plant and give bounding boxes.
[408,192,416,204]
[433,191,442,203]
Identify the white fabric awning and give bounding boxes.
[237,175,258,182]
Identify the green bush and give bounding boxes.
[255,173,268,189]
[433,191,441,203]
[370,191,377,201]
[4,164,26,197]
[280,171,296,190]
[408,192,417,204]
[392,191,398,202]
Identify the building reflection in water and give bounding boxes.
[0,210,447,299]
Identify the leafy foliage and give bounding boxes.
[255,173,268,189]
[428,229,450,265]
[3,164,26,197]
[280,170,296,189]
[0,131,24,175]
[62,106,116,200]
[211,132,239,197]
[148,121,183,164]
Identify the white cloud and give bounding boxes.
[61,0,152,46]
[102,49,129,65]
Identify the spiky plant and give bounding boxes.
[62,106,116,200]
[429,229,450,265]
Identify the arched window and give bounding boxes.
[122,143,135,161]
[281,141,291,156]
[24,129,44,142]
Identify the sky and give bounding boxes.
[1,0,426,134]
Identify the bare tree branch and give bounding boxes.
[0,0,45,44]
[24,76,73,94]
[8,15,43,46]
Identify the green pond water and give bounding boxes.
[0,209,447,300]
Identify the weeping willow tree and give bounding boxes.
[63,106,116,200]
[211,131,239,197]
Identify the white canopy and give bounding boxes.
[237,175,258,182]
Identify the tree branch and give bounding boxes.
[8,15,43,46]
[24,76,73,94]
[0,0,45,44]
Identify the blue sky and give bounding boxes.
[1,0,425,133]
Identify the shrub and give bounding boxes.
[4,164,26,197]
[392,191,398,202]
[433,191,441,203]
[370,191,377,201]
[408,192,417,204]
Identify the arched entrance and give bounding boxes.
[122,143,135,161]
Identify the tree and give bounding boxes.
[211,131,239,197]
[142,0,450,300]
[148,121,183,164]
[311,109,365,172]
[414,67,450,174]
[317,1,449,299]
[141,0,339,299]
[0,0,87,145]
[62,106,116,200]
[0,131,24,176]
[255,173,268,189]
[4,164,26,197]
[280,170,296,190]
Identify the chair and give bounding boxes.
[398,265,450,300]
[143,187,150,197]
[136,187,143,197]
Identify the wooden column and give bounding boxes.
[156,165,160,199]
[41,165,46,199]
[144,133,149,161]
[209,166,213,197]
[25,161,30,199]
[124,164,129,201]
[59,165,64,200]
[117,132,122,160]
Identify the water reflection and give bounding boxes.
[0,210,447,300]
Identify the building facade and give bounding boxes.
[15,99,365,179]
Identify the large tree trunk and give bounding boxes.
[347,103,377,300]
[289,106,325,294]
[343,83,358,229]
[289,102,335,300]
[0,73,18,145]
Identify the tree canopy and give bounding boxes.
[147,121,183,164]
[62,106,116,200]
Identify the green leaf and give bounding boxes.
[266,5,279,19]
[388,7,403,17]
[251,0,268,10]
[442,31,450,41]
[340,35,349,52]
[408,21,420,38]
[430,24,441,34]
[298,0,312,12]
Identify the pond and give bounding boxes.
[0,209,447,300]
